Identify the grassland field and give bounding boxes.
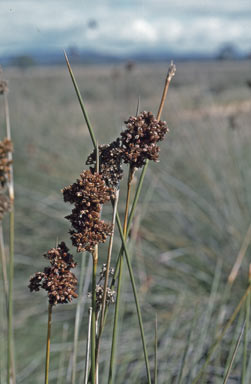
[0,59,251,383]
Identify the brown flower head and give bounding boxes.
[28,242,78,306]
[62,169,113,209]
[67,210,113,253]
[121,111,168,169]
[86,139,124,189]
[62,170,114,253]
[0,80,8,95]
[0,138,13,187]
[0,194,11,221]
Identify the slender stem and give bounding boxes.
[108,168,134,384]
[4,89,16,384]
[115,212,152,384]
[154,314,158,384]
[95,189,119,372]
[45,304,53,384]
[156,61,176,121]
[64,51,97,149]
[91,255,97,384]
[84,307,93,384]
[56,324,69,384]
[192,286,251,384]
[95,310,100,384]
[223,321,245,384]
[71,255,86,384]
[7,203,14,384]
[112,62,175,284]
[0,223,8,310]
[241,265,251,383]
[228,223,251,284]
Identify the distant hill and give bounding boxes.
[1,45,248,68]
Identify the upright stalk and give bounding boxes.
[45,304,53,384]
[154,314,158,384]
[71,255,86,384]
[241,265,251,383]
[91,252,98,384]
[84,307,93,384]
[95,189,120,373]
[0,223,8,310]
[4,89,15,384]
[108,167,134,384]
[112,62,176,284]
[115,212,152,383]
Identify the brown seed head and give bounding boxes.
[62,170,114,253]
[0,194,11,221]
[86,139,124,189]
[121,111,168,169]
[0,138,13,187]
[28,242,78,306]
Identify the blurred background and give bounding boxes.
[0,1,251,383]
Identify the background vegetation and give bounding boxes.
[1,60,251,383]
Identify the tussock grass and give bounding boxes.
[0,60,251,383]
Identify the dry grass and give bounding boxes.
[0,60,251,383]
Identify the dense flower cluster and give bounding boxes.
[62,170,114,252]
[28,242,78,306]
[0,138,13,187]
[0,194,10,221]
[86,139,124,189]
[121,111,168,169]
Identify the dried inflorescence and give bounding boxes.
[121,111,168,169]
[86,139,124,189]
[88,264,116,309]
[62,170,114,253]
[28,242,78,306]
[0,194,10,221]
[0,138,13,187]
[0,80,8,94]
[94,285,116,309]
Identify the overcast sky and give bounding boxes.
[0,0,251,56]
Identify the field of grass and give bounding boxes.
[1,59,251,383]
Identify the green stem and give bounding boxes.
[154,314,158,384]
[108,169,133,384]
[241,266,251,383]
[7,205,15,384]
[91,255,97,384]
[0,223,8,312]
[45,304,53,384]
[112,62,175,284]
[95,189,119,374]
[223,320,245,384]
[115,211,152,384]
[71,255,86,384]
[64,51,97,149]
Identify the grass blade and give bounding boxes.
[177,308,198,384]
[4,90,15,384]
[241,265,251,383]
[154,314,158,384]
[192,286,251,384]
[64,50,97,149]
[71,254,86,384]
[115,211,152,384]
[223,320,245,384]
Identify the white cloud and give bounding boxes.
[0,0,250,55]
[130,19,157,42]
